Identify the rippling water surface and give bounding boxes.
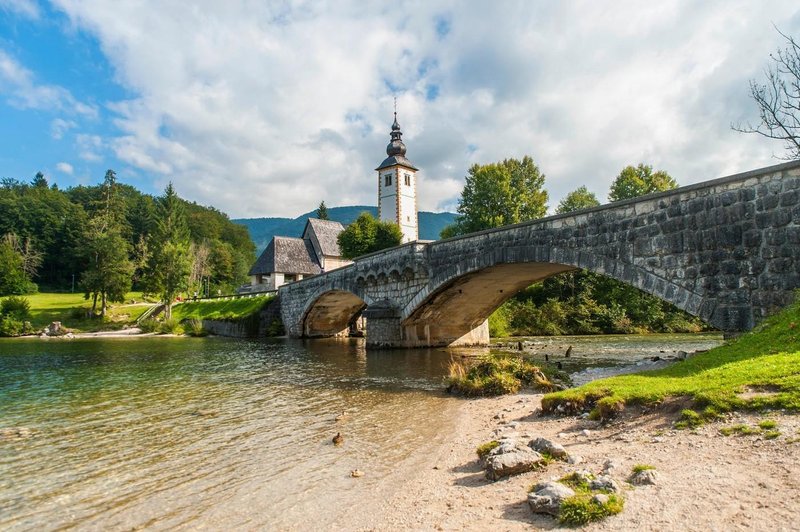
[0,338,460,531]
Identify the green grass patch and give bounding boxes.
[631,464,655,474]
[541,298,800,418]
[758,419,778,430]
[171,296,273,322]
[445,353,555,396]
[476,440,500,459]
[558,472,593,492]
[558,494,624,527]
[764,429,781,439]
[9,292,153,333]
[719,424,761,436]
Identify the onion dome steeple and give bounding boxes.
[375,111,418,171]
[386,112,407,157]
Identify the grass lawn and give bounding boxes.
[541,299,800,418]
[20,292,154,332]
[170,296,274,322]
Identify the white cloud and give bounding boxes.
[49,0,800,217]
[50,118,77,139]
[0,0,40,19]
[0,48,98,117]
[76,133,104,161]
[56,161,73,174]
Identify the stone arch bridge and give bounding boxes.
[278,161,800,348]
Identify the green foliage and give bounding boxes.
[157,317,183,335]
[608,163,677,202]
[337,212,403,259]
[476,440,500,459]
[265,318,285,337]
[556,473,624,526]
[446,354,553,396]
[185,318,208,337]
[442,156,548,237]
[675,409,703,429]
[631,464,655,474]
[541,298,800,418]
[316,201,329,220]
[138,318,159,333]
[170,296,273,322]
[0,239,37,295]
[556,186,600,214]
[758,419,778,430]
[0,315,34,337]
[1,296,31,319]
[764,429,781,439]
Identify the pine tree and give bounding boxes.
[316,201,329,220]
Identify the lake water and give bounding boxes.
[0,333,723,530]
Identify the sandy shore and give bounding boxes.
[345,391,800,531]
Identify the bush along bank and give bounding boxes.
[445,353,563,396]
[140,295,283,338]
[540,298,800,422]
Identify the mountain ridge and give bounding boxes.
[234,206,457,253]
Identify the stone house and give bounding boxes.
[245,218,350,291]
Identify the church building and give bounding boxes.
[243,112,420,292]
[375,112,419,243]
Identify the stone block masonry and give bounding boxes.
[279,161,800,348]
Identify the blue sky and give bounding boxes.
[1,1,799,217]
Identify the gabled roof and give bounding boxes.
[303,218,345,257]
[248,236,321,276]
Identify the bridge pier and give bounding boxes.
[363,303,489,348]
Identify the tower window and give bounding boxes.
[384,174,392,186]
[404,174,411,186]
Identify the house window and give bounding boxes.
[404,174,411,186]
[384,174,392,186]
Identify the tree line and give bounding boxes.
[0,171,255,317]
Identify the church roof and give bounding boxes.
[303,218,345,257]
[248,236,322,276]
[375,154,419,171]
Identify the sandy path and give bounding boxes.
[343,392,800,531]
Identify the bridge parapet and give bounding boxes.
[279,161,800,347]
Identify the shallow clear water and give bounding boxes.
[0,337,459,531]
[0,333,724,530]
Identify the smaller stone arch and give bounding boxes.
[302,289,368,338]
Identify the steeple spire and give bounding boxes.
[386,107,406,157]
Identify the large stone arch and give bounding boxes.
[301,289,370,338]
[401,246,710,346]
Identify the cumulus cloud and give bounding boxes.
[0,48,98,118]
[51,118,77,139]
[56,161,73,174]
[49,0,800,217]
[76,133,104,161]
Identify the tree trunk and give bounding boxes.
[164,302,172,320]
[91,292,98,316]
[101,291,107,317]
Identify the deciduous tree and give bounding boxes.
[556,186,600,214]
[608,164,677,202]
[337,212,402,259]
[441,156,548,237]
[734,29,800,159]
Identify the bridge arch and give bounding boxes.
[400,246,708,346]
[301,288,370,338]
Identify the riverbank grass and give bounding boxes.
[446,353,554,396]
[170,296,273,322]
[15,292,152,332]
[542,299,800,419]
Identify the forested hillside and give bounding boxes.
[0,172,255,295]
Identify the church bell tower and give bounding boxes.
[375,111,418,243]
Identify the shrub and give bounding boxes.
[138,318,159,333]
[266,318,285,337]
[1,296,30,319]
[185,318,207,337]
[445,354,553,396]
[158,318,183,335]
[0,315,23,337]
